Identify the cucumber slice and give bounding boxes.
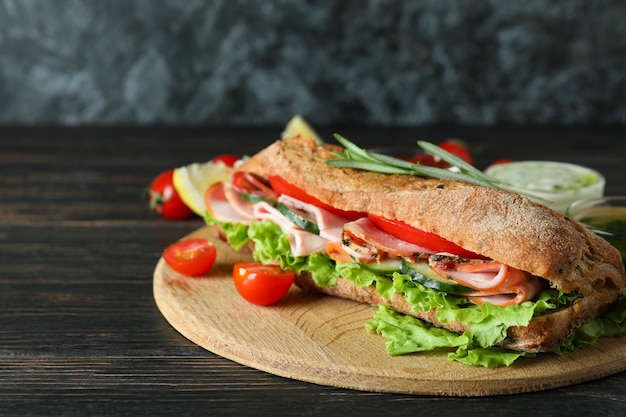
[361,259,403,275]
[240,193,320,235]
[239,193,272,205]
[275,204,320,235]
[400,260,473,294]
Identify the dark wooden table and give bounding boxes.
[2,125,626,416]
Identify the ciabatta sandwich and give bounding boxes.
[204,135,626,366]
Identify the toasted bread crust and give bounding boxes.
[240,136,626,352]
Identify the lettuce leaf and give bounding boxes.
[554,288,626,354]
[365,305,470,355]
[204,211,250,250]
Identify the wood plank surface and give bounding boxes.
[3,127,626,416]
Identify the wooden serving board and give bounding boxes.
[153,226,626,396]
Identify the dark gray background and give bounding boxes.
[1,0,625,126]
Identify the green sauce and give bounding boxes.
[487,161,600,193]
[486,161,605,213]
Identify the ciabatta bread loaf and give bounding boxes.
[238,136,625,352]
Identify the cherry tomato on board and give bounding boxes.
[149,169,195,220]
[211,154,240,167]
[232,262,295,306]
[163,237,217,276]
[438,139,474,165]
[368,214,485,259]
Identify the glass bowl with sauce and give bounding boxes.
[485,161,605,214]
[566,196,626,264]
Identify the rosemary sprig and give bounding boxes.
[327,133,549,201]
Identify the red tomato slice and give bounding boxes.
[368,214,484,259]
[268,176,364,220]
[439,139,473,165]
[232,262,295,306]
[163,237,217,276]
[211,154,240,167]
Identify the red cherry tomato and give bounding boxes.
[232,262,295,306]
[211,154,240,167]
[149,169,195,219]
[439,139,473,165]
[485,158,514,170]
[163,237,217,276]
[368,214,485,259]
[406,153,448,167]
[268,176,364,220]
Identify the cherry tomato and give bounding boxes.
[268,176,364,220]
[406,153,448,167]
[368,214,485,259]
[149,169,195,219]
[232,262,295,306]
[439,139,473,165]
[163,237,217,276]
[485,158,514,170]
[211,154,240,167]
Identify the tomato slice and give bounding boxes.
[268,176,364,220]
[232,262,295,306]
[368,215,484,259]
[163,237,217,276]
[211,154,240,167]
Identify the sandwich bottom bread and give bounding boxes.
[204,135,626,367]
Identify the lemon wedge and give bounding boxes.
[172,161,234,216]
[282,115,323,144]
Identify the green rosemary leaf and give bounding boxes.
[406,164,501,188]
[326,159,413,175]
[334,133,380,163]
[366,151,422,170]
[417,140,488,180]
[326,133,552,202]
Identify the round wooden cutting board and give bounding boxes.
[153,226,626,396]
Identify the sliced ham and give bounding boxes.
[289,229,328,257]
[467,276,545,306]
[429,258,545,306]
[205,182,252,224]
[278,195,347,243]
[222,183,257,220]
[343,217,435,259]
[429,259,511,290]
[253,200,327,257]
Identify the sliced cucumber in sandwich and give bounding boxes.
[240,193,320,235]
[361,259,403,275]
[275,204,320,235]
[401,260,473,294]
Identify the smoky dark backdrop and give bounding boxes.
[1,0,625,126]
